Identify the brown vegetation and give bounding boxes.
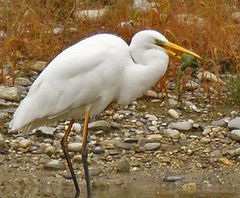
[0,0,239,94]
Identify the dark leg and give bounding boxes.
[60,119,80,198]
[82,111,91,197]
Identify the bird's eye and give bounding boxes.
[155,39,165,46]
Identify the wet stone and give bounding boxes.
[143,143,160,151]
[169,121,192,131]
[35,127,56,138]
[228,117,240,130]
[44,159,65,170]
[182,182,197,192]
[229,130,240,142]
[113,140,132,150]
[68,142,82,152]
[164,176,184,182]
[92,145,105,154]
[89,166,103,177]
[116,156,130,173]
[88,120,111,132]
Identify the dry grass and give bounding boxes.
[0,0,239,98]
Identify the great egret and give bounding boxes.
[9,30,201,197]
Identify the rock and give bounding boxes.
[164,129,180,139]
[88,120,111,132]
[176,14,204,26]
[233,148,240,156]
[89,166,103,177]
[53,27,64,34]
[185,81,198,90]
[228,117,240,130]
[147,134,162,141]
[138,138,154,147]
[164,176,183,182]
[19,139,32,149]
[229,130,240,142]
[74,8,107,20]
[113,140,132,150]
[116,156,130,173]
[182,182,197,192]
[92,145,105,154]
[148,126,159,133]
[35,127,56,138]
[169,121,192,131]
[145,90,158,98]
[111,121,120,129]
[146,114,158,121]
[184,101,201,112]
[0,86,20,101]
[0,112,8,122]
[144,143,160,151]
[133,0,151,12]
[44,159,65,170]
[232,12,240,23]
[29,61,47,72]
[72,123,81,132]
[168,98,178,108]
[168,109,180,119]
[212,119,227,127]
[0,134,5,147]
[44,146,56,156]
[124,137,138,143]
[197,71,224,84]
[14,77,31,86]
[68,142,82,152]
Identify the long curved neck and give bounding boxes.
[116,43,169,105]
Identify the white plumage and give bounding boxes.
[9,30,199,132]
[9,30,201,197]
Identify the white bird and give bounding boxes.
[9,30,201,197]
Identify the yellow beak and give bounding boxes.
[156,40,202,60]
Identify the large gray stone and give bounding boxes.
[35,126,57,137]
[88,120,111,132]
[228,117,240,130]
[229,130,240,142]
[0,86,20,101]
[44,159,65,170]
[169,121,192,131]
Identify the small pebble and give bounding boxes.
[116,156,130,173]
[68,142,82,152]
[168,109,180,119]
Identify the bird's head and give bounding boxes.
[131,30,201,61]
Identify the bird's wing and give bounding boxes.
[10,35,129,131]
